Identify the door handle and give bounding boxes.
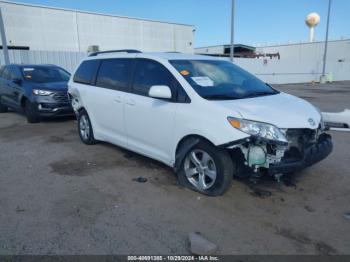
[126,99,136,106]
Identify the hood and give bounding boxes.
[30,81,68,91]
[214,93,321,129]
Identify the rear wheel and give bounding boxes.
[78,109,96,145]
[25,100,40,123]
[0,97,8,113]
[177,139,234,196]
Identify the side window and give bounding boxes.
[96,59,132,91]
[132,59,174,97]
[9,66,21,80]
[73,60,99,85]
[2,67,11,80]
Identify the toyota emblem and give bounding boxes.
[308,118,316,127]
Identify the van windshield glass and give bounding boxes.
[169,60,278,100]
[21,67,70,83]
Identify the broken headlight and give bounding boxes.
[228,117,288,143]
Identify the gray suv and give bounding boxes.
[0,64,73,123]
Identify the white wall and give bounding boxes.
[256,40,350,62]
[195,45,225,55]
[233,57,350,84]
[0,1,194,53]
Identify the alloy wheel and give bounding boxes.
[184,149,217,190]
[79,115,90,141]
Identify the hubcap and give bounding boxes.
[79,115,90,141]
[184,149,217,191]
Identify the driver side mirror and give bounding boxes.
[148,85,172,100]
[12,78,22,85]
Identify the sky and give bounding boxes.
[7,0,350,47]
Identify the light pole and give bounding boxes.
[320,0,332,83]
[0,8,9,65]
[230,0,235,62]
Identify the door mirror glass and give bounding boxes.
[148,85,172,100]
[12,78,22,85]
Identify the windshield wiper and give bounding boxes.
[202,94,239,100]
[244,91,278,98]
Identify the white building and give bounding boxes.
[195,44,256,57]
[195,40,350,84]
[255,39,350,62]
[0,1,195,53]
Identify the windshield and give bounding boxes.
[169,60,278,100]
[21,67,70,83]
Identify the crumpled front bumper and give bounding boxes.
[268,133,333,175]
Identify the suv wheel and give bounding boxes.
[78,109,96,145]
[25,100,40,123]
[0,97,8,113]
[178,140,234,196]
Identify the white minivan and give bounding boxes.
[68,50,333,196]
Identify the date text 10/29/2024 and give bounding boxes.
[127,256,220,261]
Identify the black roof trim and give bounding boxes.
[89,50,142,57]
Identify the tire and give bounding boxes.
[177,139,234,196]
[0,97,8,113]
[25,100,40,123]
[78,109,96,145]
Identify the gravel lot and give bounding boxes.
[0,81,349,255]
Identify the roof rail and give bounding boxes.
[89,49,142,57]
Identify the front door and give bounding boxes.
[0,66,18,108]
[124,59,178,164]
[7,66,22,109]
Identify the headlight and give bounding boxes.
[33,89,53,96]
[228,117,288,143]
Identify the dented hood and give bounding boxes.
[215,92,321,129]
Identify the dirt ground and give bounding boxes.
[0,81,349,255]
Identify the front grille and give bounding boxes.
[53,91,69,103]
[281,128,319,161]
[286,128,318,150]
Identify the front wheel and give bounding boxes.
[177,140,234,196]
[25,100,40,123]
[78,109,96,145]
[0,97,8,113]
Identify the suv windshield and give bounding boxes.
[21,66,70,83]
[169,60,278,100]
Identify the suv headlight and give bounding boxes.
[228,117,288,143]
[33,89,54,96]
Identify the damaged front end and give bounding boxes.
[227,127,333,180]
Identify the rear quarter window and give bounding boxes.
[73,60,99,85]
[2,67,11,80]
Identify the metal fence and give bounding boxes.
[0,50,87,73]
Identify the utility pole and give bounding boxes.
[320,0,332,83]
[0,8,9,65]
[230,0,235,62]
